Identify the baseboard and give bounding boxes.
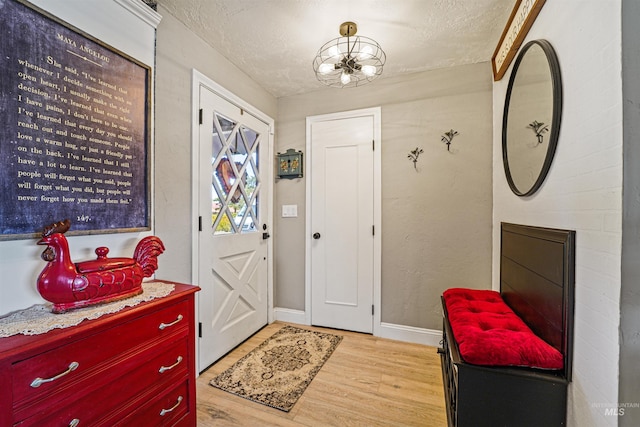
[273,307,307,325]
[377,322,442,347]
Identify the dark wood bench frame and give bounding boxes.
[439,222,575,427]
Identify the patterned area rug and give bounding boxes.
[209,325,342,412]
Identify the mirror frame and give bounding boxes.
[502,39,562,197]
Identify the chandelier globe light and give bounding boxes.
[313,21,386,88]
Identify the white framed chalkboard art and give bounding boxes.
[0,0,151,240]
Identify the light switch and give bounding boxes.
[282,204,298,218]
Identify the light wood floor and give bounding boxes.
[196,322,448,426]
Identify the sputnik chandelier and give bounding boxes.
[313,21,386,88]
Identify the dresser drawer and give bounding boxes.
[15,337,189,426]
[0,282,198,427]
[113,380,192,427]
[12,299,190,410]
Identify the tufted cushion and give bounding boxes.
[443,288,563,369]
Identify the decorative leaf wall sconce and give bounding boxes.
[528,120,549,145]
[441,129,458,151]
[407,147,424,170]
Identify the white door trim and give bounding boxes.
[191,69,275,372]
[305,107,382,336]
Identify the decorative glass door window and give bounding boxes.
[211,113,260,234]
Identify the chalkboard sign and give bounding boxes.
[0,0,151,240]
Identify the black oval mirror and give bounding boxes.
[502,39,562,196]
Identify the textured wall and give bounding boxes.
[275,62,493,329]
[491,1,622,426]
[620,0,640,424]
[153,7,277,284]
[382,89,493,328]
[0,0,157,316]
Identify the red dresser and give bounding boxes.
[0,281,199,427]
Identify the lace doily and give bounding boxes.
[0,281,175,338]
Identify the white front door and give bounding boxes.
[197,85,271,371]
[307,109,381,334]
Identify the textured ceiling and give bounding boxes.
[155,0,514,98]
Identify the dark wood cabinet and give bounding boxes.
[439,298,569,427]
[0,281,199,427]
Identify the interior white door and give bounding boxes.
[309,114,375,333]
[197,86,270,370]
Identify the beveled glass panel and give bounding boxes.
[234,131,248,156]
[214,209,235,234]
[215,157,238,201]
[215,114,236,133]
[212,114,235,161]
[229,190,247,231]
[243,157,257,201]
[211,181,224,228]
[212,132,223,160]
[210,111,262,235]
[241,126,258,151]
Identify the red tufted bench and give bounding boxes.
[442,288,563,370]
[439,223,575,427]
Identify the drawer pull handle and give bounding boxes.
[69,419,80,427]
[159,314,183,330]
[160,395,183,416]
[159,356,183,373]
[30,361,79,388]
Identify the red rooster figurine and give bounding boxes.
[37,219,165,313]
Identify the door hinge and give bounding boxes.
[372,225,375,236]
[199,108,203,125]
[372,305,375,315]
[198,216,202,231]
[198,322,203,338]
[372,139,375,151]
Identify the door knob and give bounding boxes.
[313,232,321,239]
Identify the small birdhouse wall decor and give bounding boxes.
[277,149,303,179]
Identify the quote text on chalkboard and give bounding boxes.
[0,0,151,239]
